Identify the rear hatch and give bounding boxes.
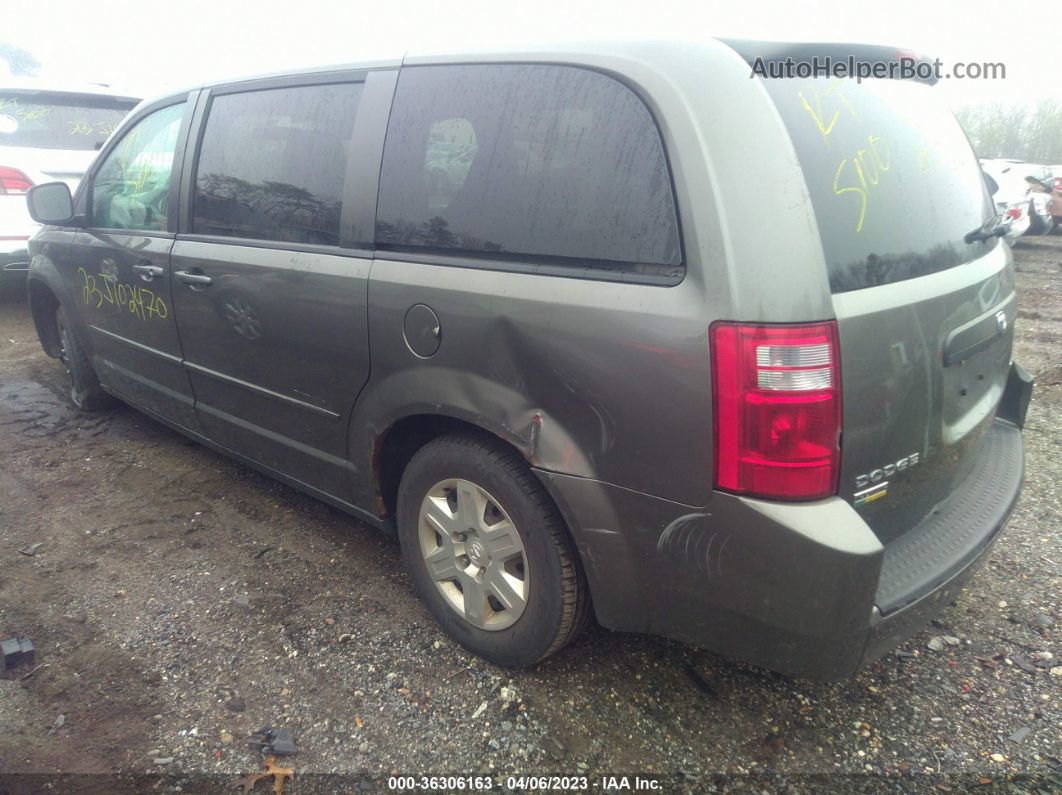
[1,89,139,188]
[755,54,1015,544]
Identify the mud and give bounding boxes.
[0,241,1059,793]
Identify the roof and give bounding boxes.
[0,76,140,103]
[136,38,930,106]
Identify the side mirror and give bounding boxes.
[982,171,999,196]
[26,182,75,225]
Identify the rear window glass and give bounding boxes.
[0,92,136,151]
[376,64,681,276]
[760,77,995,293]
[193,82,362,246]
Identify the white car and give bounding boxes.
[979,159,1055,243]
[980,160,1030,243]
[1,80,139,291]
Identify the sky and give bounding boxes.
[6,0,1061,109]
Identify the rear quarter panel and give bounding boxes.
[353,261,712,506]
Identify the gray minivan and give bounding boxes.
[24,39,1032,679]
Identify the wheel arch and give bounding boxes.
[373,411,533,523]
[350,369,597,520]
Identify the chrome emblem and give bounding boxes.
[996,310,1008,332]
[854,482,889,506]
[467,539,487,566]
[854,452,920,489]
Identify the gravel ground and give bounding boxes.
[0,240,1059,794]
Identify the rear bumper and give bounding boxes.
[0,247,30,289]
[1,192,37,251]
[862,419,1023,664]
[539,403,1026,680]
[1003,214,1030,244]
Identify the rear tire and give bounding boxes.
[397,433,589,666]
[56,305,113,412]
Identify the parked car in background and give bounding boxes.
[980,159,1058,240]
[981,160,1032,242]
[1049,167,1062,225]
[1,80,139,293]
[1019,163,1054,184]
[1019,164,1056,233]
[24,40,1030,679]
[1024,176,1056,234]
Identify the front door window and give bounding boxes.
[91,103,184,231]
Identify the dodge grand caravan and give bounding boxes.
[23,40,1033,679]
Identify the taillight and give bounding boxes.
[710,321,841,501]
[1006,207,1023,220]
[0,166,34,195]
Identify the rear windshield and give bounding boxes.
[0,92,137,151]
[760,77,995,293]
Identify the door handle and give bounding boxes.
[132,263,165,281]
[174,269,213,288]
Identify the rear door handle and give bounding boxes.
[132,263,165,281]
[174,270,213,288]
[942,303,1013,366]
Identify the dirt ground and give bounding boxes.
[0,241,1059,794]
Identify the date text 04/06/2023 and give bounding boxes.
[386,775,663,791]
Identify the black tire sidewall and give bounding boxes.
[57,306,109,411]
[397,437,570,667]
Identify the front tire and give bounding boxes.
[56,305,113,412]
[397,433,589,666]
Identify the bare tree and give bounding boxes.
[957,101,1062,163]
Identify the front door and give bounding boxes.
[70,98,199,428]
[169,77,375,500]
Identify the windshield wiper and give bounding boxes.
[964,222,1008,244]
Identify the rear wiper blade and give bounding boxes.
[964,223,1008,244]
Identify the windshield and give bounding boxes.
[760,77,995,293]
[0,92,138,151]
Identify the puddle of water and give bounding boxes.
[0,380,80,438]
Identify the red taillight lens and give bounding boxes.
[0,166,34,195]
[1006,207,1023,220]
[710,321,842,500]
